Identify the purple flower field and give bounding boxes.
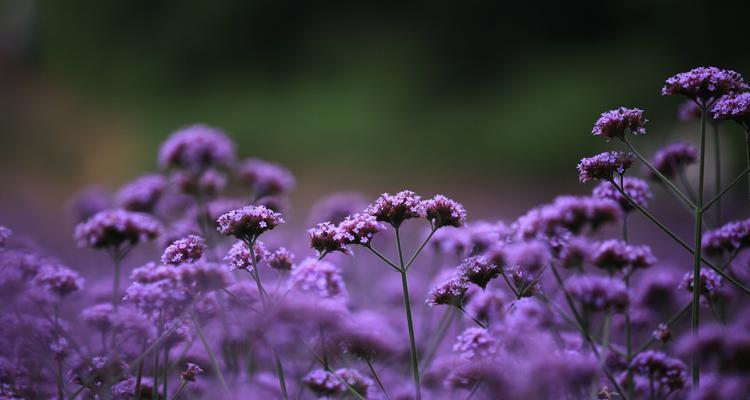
[4,66,750,400]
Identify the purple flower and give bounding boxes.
[173,168,227,197]
[289,258,348,300]
[649,140,699,179]
[701,219,750,256]
[161,235,206,265]
[629,350,687,396]
[577,151,635,183]
[424,194,467,229]
[456,256,500,289]
[591,239,656,273]
[332,312,398,360]
[515,196,622,238]
[453,327,497,359]
[592,107,648,140]
[179,261,232,292]
[334,213,385,246]
[181,363,204,382]
[216,205,284,242]
[303,369,344,397]
[662,66,748,103]
[680,269,724,303]
[593,177,651,212]
[335,368,373,397]
[224,241,267,272]
[308,222,350,257]
[266,247,295,271]
[712,92,750,128]
[74,209,161,250]
[678,100,702,122]
[158,124,236,171]
[67,185,111,222]
[565,275,629,313]
[32,264,84,298]
[81,303,115,332]
[464,288,506,322]
[115,174,166,212]
[237,158,295,198]
[0,225,11,247]
[652,323,671,343]
[426,275,468,306]
[366,190,426,228]
[557,236,592,269]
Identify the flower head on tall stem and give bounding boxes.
[577,151,635,183]
[289,258,348,300]
[701,219,750,256]
[591,239,656,274]
[237,158,296,199]
[565,275,629,313]
[366,190,426,228]
[334,213,385,246]
[629,350,687,397]
[216,205,284,243]
[267,247,295,271]
[453,327,498,360]
[649,141,699,180]
[662,66,748,105]
[712,92,750,128]
[456,256,500,289]
[74,209,161,253]
[309,222,351,257]
[680,269,724,304]
[32,264,84,298]
[424,195,466,229]
[593,177,651,212]
[161,235,206,265]
[115,174,166,213]
[158,124,236,171]
[592,107,648,141]
[426,275,469,307]
[225,240,267,272]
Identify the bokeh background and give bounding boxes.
[3,0,750,248]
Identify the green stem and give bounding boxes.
[112,252,121,312]
[366,358,391,400]
[171,380,188,400]
[191,313,232,398]
[703,167,750,211]
[396,227,421,400]
[272,349,289,400]
[420,308,457,371]
[690,106,708,388]
[162,346,169,400]
[625,141,696,209]
[458,306,487,329]
[365,245,401,272]
[744,127,750,203]
[713,123,721,223]
[404,226,437,271]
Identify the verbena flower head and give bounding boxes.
[81,303,115,332]
[629,350,687,397]
[0,226,11,247]
[424,194,467,229]
[565,275,629,313]
[237,158,296,198]
[74,209,160,250]
[32,264,84,298]
[266,247,295,271]
[161,235,205,265]
[426,275,468,306]
[649,141,699,179]
[701,219,750,256]
[465,288,506,322]
[653,323,672,344]
[577,151,635,183]
[592,107,648,140]
[158,124,236,171]
[333,312,398,360]
[334,213,385,246]
[309,222,350,256]
[593,177,651,212]
[662,66,748,104]
[216,205,284,242]
[515,196,622,238]
[173,168,227,197]
[366,190,425,228]
[456,256,500,289]
[335,368,373,397]
[115,174,166,212]
[712,92,750,128]
[592,239,656,273]
[289,258,348,300]
[68,185,111,222]
[453,327,497,360]
[303,369,344,397]
[224,241,266,272]
[181,363,204,382]
[179,260,232,293]
[680,269,723,303]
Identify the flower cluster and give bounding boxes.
[366,190,426,228]
[680,269,724,303]
[577,151,635,182]
[161,235,206,265]
[115,174,166,212]
[662,66,748,103]
[712,92,750,127]
[649,141,699,179]
[701,219,750,256]
[591,107,647,140]
[74,209,161,250]
[591,239,656,273]
[592,176,651,211]
[289,258,348,300]
[238,158,296,198]
[158,124,236,170]
[216,205,284,242]
[565,275,629,312]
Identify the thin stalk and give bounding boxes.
[466,381,482,400]
[713,123,721,223]
[690,106,708,388]
[396,227,421,400]
[745,127,750,202]
[458,306,487,329]
[704,167,750,211]
[171,380,188,400]
[420,308,457,371]
[153,313,164,400]
[625,140,696,209]
[365,358,391,400]
[404,226,437,271]
[300,338,367,400]
[112,252,122,311]
[162,346,169,400]
[135,341,146,400]
[272,349,289,400]
[499,268,520,298]
[191,313,232,398]
[365,245,401,272]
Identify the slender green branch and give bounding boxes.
[364,245,401,272]
[457,306,487,329]
[366,358,391,400]
[405,226,437,271]
[712,122,721,223]
[690,106,708,388]
[191,313,232,398]
[703,167,750,211]
[624,141,696,209]
[300,338,367,400]
[396,227,422,400]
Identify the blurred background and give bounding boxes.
[2,0,750,246]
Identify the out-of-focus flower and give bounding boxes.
[591,240,656,273]
[179,260,232,293]
[514,196,622,238]
[308,192,368,225]
[309,222,350,257]
[74,209,160,251]
[67,186,111,223]
[81,303,115,332]
[593,177,651,212]
[334,213,385,246]
[464,288,506,322]
[592,107,648,140]
[453,327,497,359]
[427,275,468,306]
[289,258,348,300]
[565,275,629,313]
[701,219,750,256]
[335,368,373,397]
[366,190,426,228]
[712,92,750,128]
[662,66,748,103]
[266,247,295,271]
[678,100,702,122]
[161,235,206,265]
[216,205,284,242]
[578,151,635,183]
[680,269,724,303]
[303,369,344,397]
[173,168,227,197]
[629,350,687,397]
[224,241,267,272]
[238,158,295,198]
[115,174,166,212]
[32,264,84,298]
[653,323,672,343]
[181,363,204,382]
[456,256,500,289]
[158,124,236,171]
[424,194,466,229]
[332,312,398,360]
[0,226,11,247]
[649,141,699,180]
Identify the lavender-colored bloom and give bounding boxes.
[680,269,723,303]
[426,275,468,306]
[334,213,385,246]
[332,312,398,360]
[67,186,111,222]
[179,261,231,292]
[592,107,648,140]
[577,151,635,183]
[266,247,295,271]
[366,190,426,228]
[216,205,284,242]
[181,363,204,382]
[158,124,236,170]
[81,303,115,332]
[335,368,373,397]
[173,168,227,197]
[456,256,500,289]
[557,236,592,269]
[303,369,344,397]
[0,226,10,247]
[224,241,267,272]
[424,194,467,229]
[309,222,350,256]
[629,350,687,396]
[515,196,622,238]
[308,192,368,225]
[238,158,295,198]
[649,141,699,179]
[32,264,84,297]
[501,240,551,274]
[712,92,750,128]
[161,235,206,265]
[593,177,651,212]
[74,209,160,250]
[289,258,348,300]
[453,327,497,359]
[653,323,672,343]
[592,240,656,273]
[662,66,748,103]
[566,275,629,313]
[464,288,506,322]
[506,265,542,297]
[701,219,750,256]
[678,100,702,122]
[115,174,166,212]
[111,377,156,400]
